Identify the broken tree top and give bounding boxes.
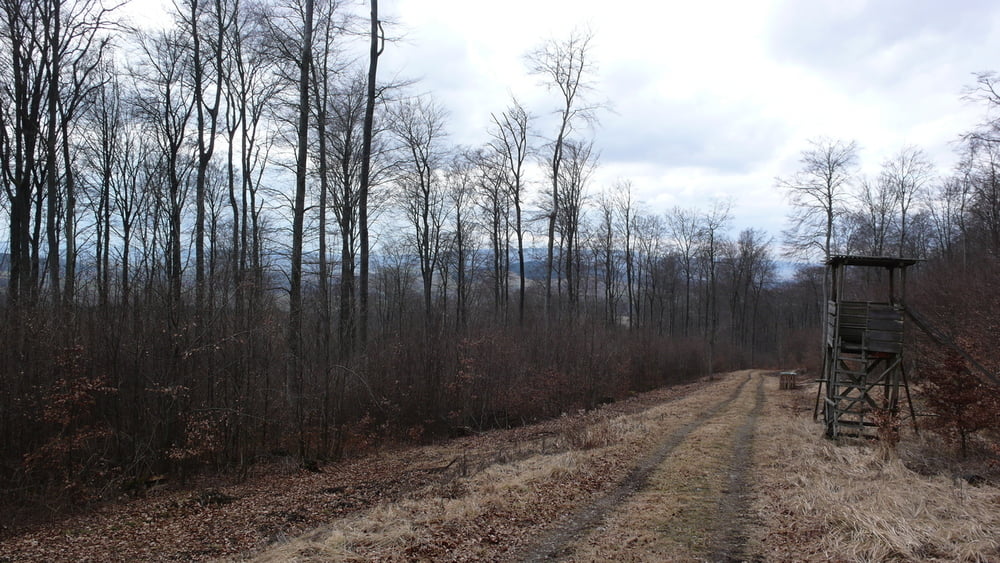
[826,255,921,268]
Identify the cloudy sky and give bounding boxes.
[374,0,1000,235]
[129,0,1000,238]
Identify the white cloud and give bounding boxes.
[127,0,1000,240]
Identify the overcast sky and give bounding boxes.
[129,0,1000,239]
[374,0,1000,236]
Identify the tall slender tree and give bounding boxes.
[133,29,196,314]
[880,145,933,257]
[613,180,637,328]
[390,95,448,325]
[489,98,530,323]
[526,28,597,319]
[555,138,595,310]
[778,137,858,263]
[358,0,383,346]
[288,0,314,458]
[700,200,731,375]
[1,0,48,305]
[667,206,700,336]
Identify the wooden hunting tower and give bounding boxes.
[818,255,918,438]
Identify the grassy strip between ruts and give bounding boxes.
[241,374,751,562]
[749,380,1000,562]
[563,372,763,562]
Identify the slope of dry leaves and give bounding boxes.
[0,376,718,562]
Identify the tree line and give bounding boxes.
[1,0,997,506]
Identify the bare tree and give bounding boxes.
[594,189,621,326]
[963,71,1000,144]
[132,29,196,313]
[965,139,1000,253]
[79,62,125,309]
[176,0,230,314]
[880,145,933,257]
[526,28,598,318]
[666,206,700,336]
[634,212,670,333]
[110,109,154,309]
[326,72,366,354]
[288,0,314,459]
[444,149,478,329]
[927,174,972,263]
[556,138,595,310]
[489,97,530,324]
[726,227,772,362]
[390,95,449,325]
[39,0,115,305]
[474,148,511,317]
[851,175,897,256]
[699,200,731,375]
[358,0,384,346]
[613,180,638,328]
[778,137,858,344]
[222,0,280,311]
[778,138,858,262]
[1,0,48,305]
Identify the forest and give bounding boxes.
[1,0,998,510]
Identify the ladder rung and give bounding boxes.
[833,369,870,377]
[831,420,879,428]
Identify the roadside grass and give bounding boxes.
[243,374,748,562]
[750,381,1000,562]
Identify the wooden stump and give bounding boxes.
[779,371,797,390]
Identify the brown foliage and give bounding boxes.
[921,351,1000,456]
[912,256,1000,457]
[20,345,117,504]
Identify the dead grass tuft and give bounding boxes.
[751,380,1000,562]
[559,413,648,451]
[248,447,594,562]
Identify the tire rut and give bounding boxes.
[515,373,756,562]
[708,373,765,562]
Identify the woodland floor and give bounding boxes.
[2,371,999,562]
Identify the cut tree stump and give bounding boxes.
[779,371,797,390]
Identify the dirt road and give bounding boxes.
[252,371,768,562]
[5,370,998,562]
[515,372,764,561]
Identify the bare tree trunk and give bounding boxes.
[289,0,314,459]
[44,0,62,305]
[358,0,382,347]
[61,117,76,304]
[312,13,334,453]
[187,0,225,315]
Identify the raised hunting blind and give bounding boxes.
[816,255,919,439]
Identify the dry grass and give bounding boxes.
[243,372,1000,562]
[248,438,615,562]
[243,375,750,562]
[566,372,762,562]
[750,381,1000,562]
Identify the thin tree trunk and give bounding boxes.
[358,0,381,347]
[289,0,314,459]
[61,118,76,305]
[45,0,62,304]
